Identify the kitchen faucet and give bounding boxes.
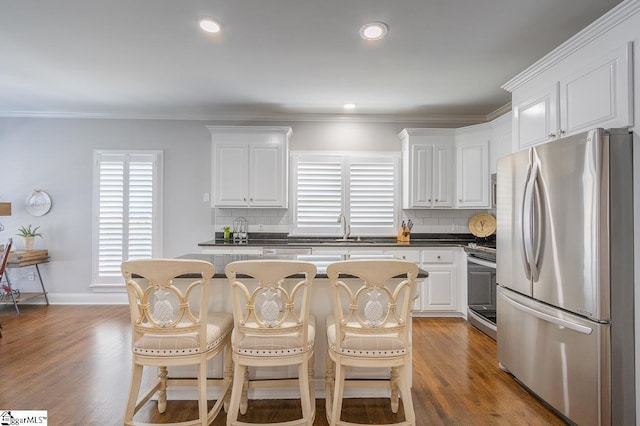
[337,213,350,240]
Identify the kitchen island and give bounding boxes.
[170,253,427,400]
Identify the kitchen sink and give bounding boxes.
[320,240,377,245]
[286,239,382,246]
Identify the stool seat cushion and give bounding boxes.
[326,316,406,357]
[232,315,316,356]
[133,312,233,356]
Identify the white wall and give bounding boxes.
[0,118,213,298]
[0,117,462,299]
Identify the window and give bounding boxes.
[291,153,399,236]
[92,150,163,290]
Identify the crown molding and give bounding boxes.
[502,0,640,92]
[0,109,494,126]
[485,103,512,121]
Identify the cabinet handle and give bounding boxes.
[458,199,462,202]
[250,198,253,201]
[243,198,247,201]
[437,256,441,259]
[435,199,439,202]
[548,133,556,138]
[560,129,566,134]
[428,198,431,202]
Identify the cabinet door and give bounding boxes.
[409,144,433,207]
[422,267,457,311]
[512,83,560,151]
[213,144,248,206]
[432,145,453,207]
[249,143,286,207]
[456,139,489,208]
[559,42,633,136]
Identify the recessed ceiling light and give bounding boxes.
[343,103,356,110]
[359,22,388,40]
[199,18,221,33]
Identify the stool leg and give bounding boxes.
[325,354,334,423]
[308,352,315,419]
[227,363,246,426]
[329,363,345,426]
[390,366,400,413]
[398,364,415,424]
[158,366,168,414]
[125,362,144,424]
[223,342,233,412]
[298,358,313,425]
[240,367,249,415]
[198,357,208,425]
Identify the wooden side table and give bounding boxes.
[1,250,50,314]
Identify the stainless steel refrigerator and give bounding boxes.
[496,128,635,426]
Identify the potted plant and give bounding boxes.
[16,224,42,251]
[222,225,231,240]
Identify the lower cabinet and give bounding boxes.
[413,248,460,316]
[201,244,464,317]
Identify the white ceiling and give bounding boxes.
[0,0,623,123]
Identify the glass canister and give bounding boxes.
[233,216,248,242]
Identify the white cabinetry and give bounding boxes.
[414,248,460,316]
[455,125,490,208]
[209,126,291,208]
[489,112,513,170]
[510,42,633,151]
[398,129,455,209]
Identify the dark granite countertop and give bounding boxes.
[198,232,494,249]
[177,253,428,279]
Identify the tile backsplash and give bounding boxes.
[215,208,290,233]
[214,208,489,235]
[401,209,489,233]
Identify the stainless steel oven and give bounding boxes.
[465,245,497,339]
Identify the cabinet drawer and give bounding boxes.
[382,250,420,262]
[421,250,454,263]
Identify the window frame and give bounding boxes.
[91,150,163,291]
[290,151,400,237]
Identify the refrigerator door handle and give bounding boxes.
[520,162,533,280]
[522,160,539,281]
[501,291,593,335]
[531,162,542,282]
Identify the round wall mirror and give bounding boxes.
[25,189,52,216]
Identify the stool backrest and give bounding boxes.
[121,259,215,352]
[326,259,418,352]
[225,260,316,346]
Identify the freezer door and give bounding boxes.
[496,149,532,296]
[531,129,613,320]
[497,286,610,426]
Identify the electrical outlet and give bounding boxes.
[27,272,35,281]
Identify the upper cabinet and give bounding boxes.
[455,125,491,208]
[512,83,559,150]
[489,112,512,173]
[208,126,292,208]
[508,38,634,151]
[558,42,632,137]
[399,129,455,209]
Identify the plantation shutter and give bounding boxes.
[291,154,399,236]
[349,160,396,231]
[294,158,343,233]
[93,151,162,288]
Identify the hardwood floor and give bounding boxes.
[0,305,566,425]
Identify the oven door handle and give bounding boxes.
[467,257,496,269]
